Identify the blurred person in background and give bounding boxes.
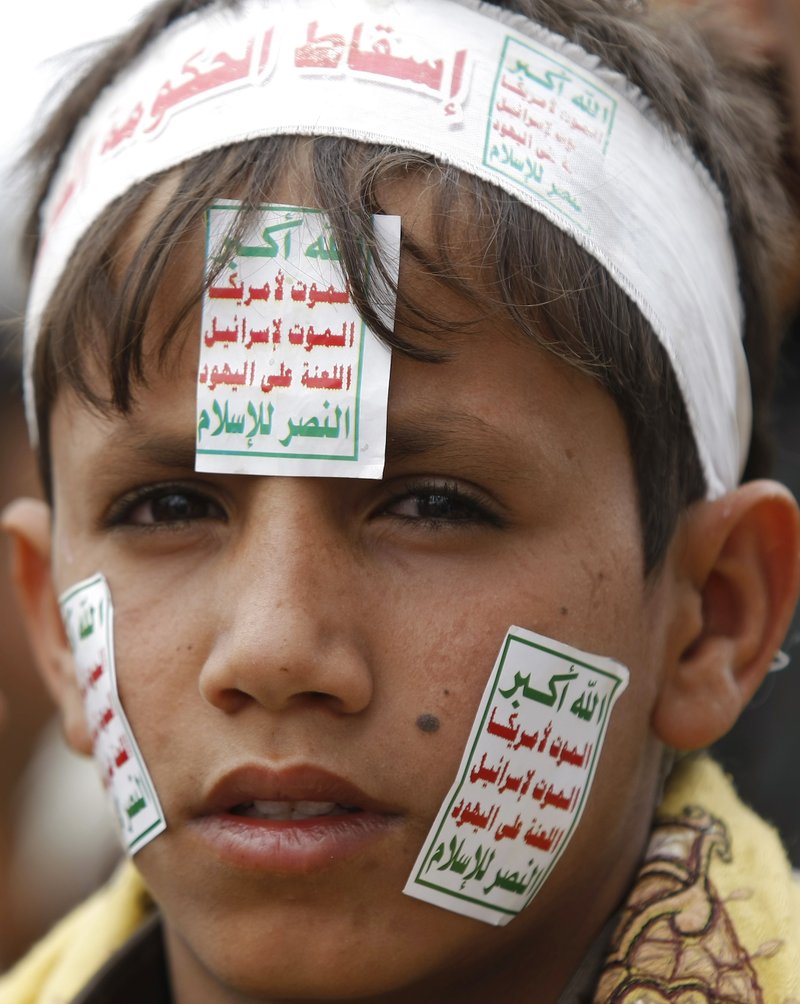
[0,330,119,973]
[713,0,800,866]
[658,0,800,861]
[0,341,48,967]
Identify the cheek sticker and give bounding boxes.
[60,573,166,855]
[195,201,400,479]
[404,625,629,925]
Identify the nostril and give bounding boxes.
[286,690,356,714]
[199,683,252,715]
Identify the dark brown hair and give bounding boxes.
[23,0,794,571]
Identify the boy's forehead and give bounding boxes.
[131,165,482,283]
[111,173,502,400]
[60,169,628,493]
[53,300,630,509]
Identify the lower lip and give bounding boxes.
[189,811,401,874]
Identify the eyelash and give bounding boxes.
[380,480,504,530]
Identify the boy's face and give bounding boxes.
[42,184,680,1001]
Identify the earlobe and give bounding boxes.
[652,480,800,750]
[1,497,93,755]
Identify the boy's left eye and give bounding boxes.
[381,481,503,528]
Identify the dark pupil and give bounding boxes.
[418,493,465,519]
[151,493,201,522]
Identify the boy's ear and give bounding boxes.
[653,480,800,750]
[1,498,92,756]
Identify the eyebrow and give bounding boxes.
[99,409,526,483]
[387,411,495,459]
[107,433,198,472]
[385,411,525,482]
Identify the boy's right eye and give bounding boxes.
[107,485,225,528]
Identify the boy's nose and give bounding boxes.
[197,481,373,718]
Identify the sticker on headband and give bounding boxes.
[404,625,628,925]
[60,573,166,855]
[195,201,399,478]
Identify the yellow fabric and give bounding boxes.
[1,757,798,1003]
[595,756,800,1003]
[0,862,150,1004]
[657,757,800,1002]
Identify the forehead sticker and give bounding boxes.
[195,201,399,478]
[404,625,628,925]
[60,574,166,855]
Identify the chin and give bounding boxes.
[165,897,485,1002]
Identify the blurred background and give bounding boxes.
[0,0,798,974]
[0,1,154,969]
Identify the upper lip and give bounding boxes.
[196,764,400,816]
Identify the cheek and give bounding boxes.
[376,544,650,687]
[374,582,503,691]
[375,555,664,838]
[110,588,208,766]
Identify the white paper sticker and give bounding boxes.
[195,202,399,478]
[404,625,629,925]
[60,574,166,855]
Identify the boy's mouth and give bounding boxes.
[231,800,360,821]
[196,763,399,820]
[190,765,401,873]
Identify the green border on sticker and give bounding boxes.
[199,202,376,464]
[59,573,106,608]
[128,817,166,854]
[411,632,627,915]
[196,322,367,462]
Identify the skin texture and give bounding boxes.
[4,176,800,1004]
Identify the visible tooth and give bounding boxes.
[253,800,292,815]
[292,801,338,818]
[245,799,343,820]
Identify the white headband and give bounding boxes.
[24,0,750,495]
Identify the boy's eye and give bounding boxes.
[382,481,503,528]
[108,486,225,527]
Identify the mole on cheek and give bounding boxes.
[415,713,441,734]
